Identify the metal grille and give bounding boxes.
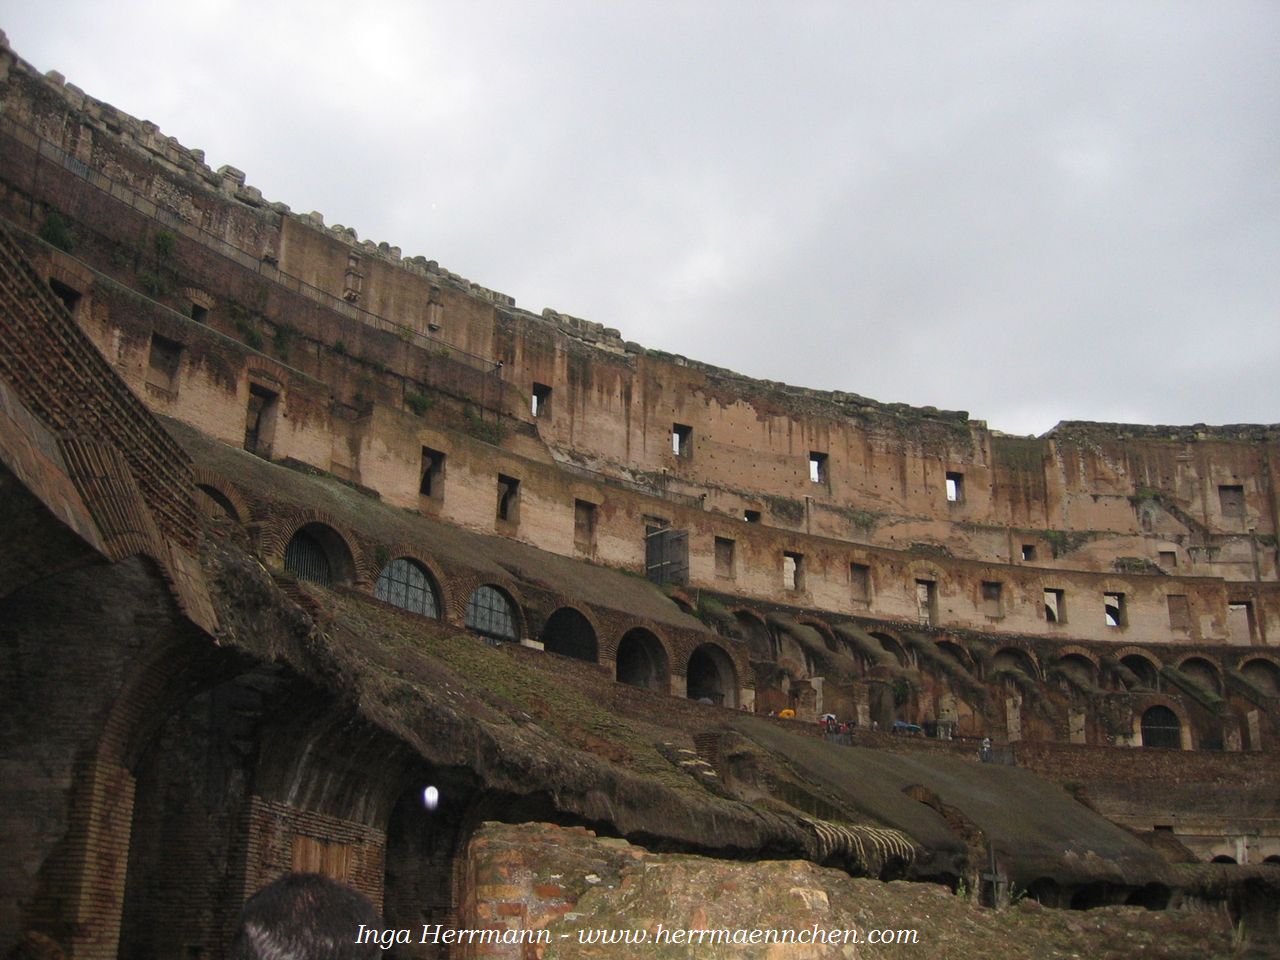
[285,530,331,586]
[465,585,516,640]
[1140,706,1181,749]
[375,558,439,618]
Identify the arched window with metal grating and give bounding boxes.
[375,558,439,618]
[1140,705,1181,749]
[465,585,517,641]
[285,529,331,585]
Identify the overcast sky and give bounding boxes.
[3,2,1277,435]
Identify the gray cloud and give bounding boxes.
[3,0,1276,434]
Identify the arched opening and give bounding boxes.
[615,628,670,691]
[1264,855,1280,864]
[1125,883,1172,910]
[1027,877,1061,907]
[1212,855,1238,864]
[936,641,974,673]
[1241,658,1280,697]
[1069,882,1117,910]
[1179,657,1221,695]
[993,647,1038,681]
[540,607,598,663]
[870,632,908,668]
[735,611,774,661]
[465,585,518,642]
[1120,654,1159,691]
[284,522,354,586]
[375,557,440,618]
[1056,654,1098,689]
[1140,705,1182,749]
[196,483,240,523]
[686,643,738,708]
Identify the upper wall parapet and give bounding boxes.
[1047,421,1280,445]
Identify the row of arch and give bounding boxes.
[721,603,1280,699]
[279,520,741,707]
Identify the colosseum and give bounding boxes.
[0,31,1276,959]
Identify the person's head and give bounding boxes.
[231,873,381,960]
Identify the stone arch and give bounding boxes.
[1137,701,1189,750]
[869,631,909,668]
[685,641,739,708]
[464,584,523,642]
[731,608,774,661]
[935,640,975,673]
[1115,648,1162,691]
[268,508,369,583]
[1176,655,1223,695]
[540,606,599,663]
[992,646,1041,681]
[374,555,444,619]
[1239,657,1280,697]
[1211,855,1238,864]
[190,467,252,524]
[797,616,839,653]
[615,627,671,692]
[284,521,358,587]
[1055,653,1099,689]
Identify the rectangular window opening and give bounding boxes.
[574,499,597,550]
[48,278,82,313]
[531,382,552,418]
[190,302,209,323]
[1021,544,1036,561]
[916,579,937,625]
[850,562,871,603]
[244,384,279,458]
[1104,592,1126,628]
[1227,601,1256,644]
[496,473,520,523]
[783,551,805,591]
[1219,484,1245,519]
[715,537,736,579]
[945,472,964,503]
[981,581,1003,618]
[146,333,183,394]
[743,509,761,524]
[672,423,692,458]
[1158,550,1178,570]
[1044,588,1065,624]
[419,447,445,499]
[1167,594,1191,631]
[809,451,828,484]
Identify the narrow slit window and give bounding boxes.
[850,562,871,602]
[783,551,804,591]
[419,447,445,499]
[1104,592,1126,628]
[672,423,692,458]
[1044,588,1065,623]
[715,537,736,579]
[809,451,828,484]
[531,382,551,418]
[916,579,937,624]
[981,581,1003,618]
[574,499,597,550]
[496,474,520,523]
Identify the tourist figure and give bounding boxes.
[981,737,993,762]
[231,873,381,959]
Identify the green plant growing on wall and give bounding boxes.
[273,325,293,361]
[762,494,805,525]
[39,212,74,252]
[405,391,434,417]
[153,230,176,262]
[234,317,263,351]
[463,409,505,446]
